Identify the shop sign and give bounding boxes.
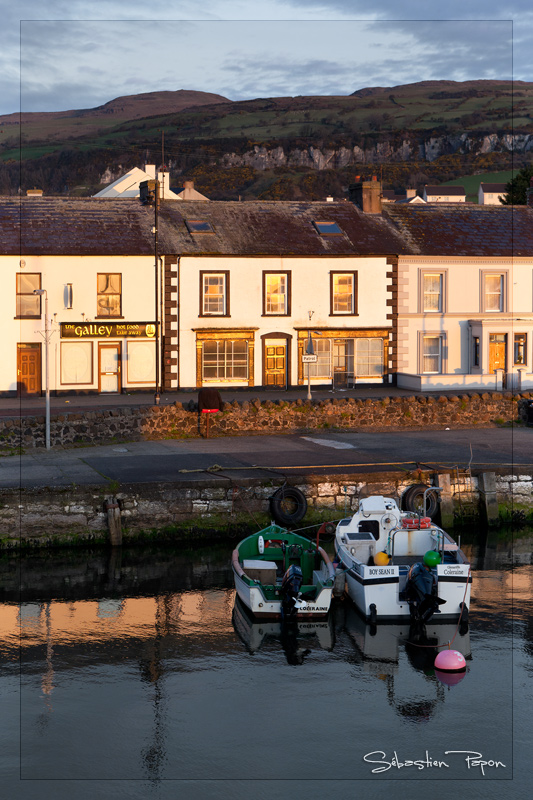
[61,322,156,339]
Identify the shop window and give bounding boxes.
[307,338,332,378]
[331,272,357,315]
[202,340,248,380]
[97,274,122,317]
[200,272,229,316]
[356,338,384,377]
[60,341,93,385]
[263,272,290,315]
[514,333,527,365]
[16,273,41,318]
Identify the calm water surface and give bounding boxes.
[0,528,531,800]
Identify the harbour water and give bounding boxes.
[1,528,531,800]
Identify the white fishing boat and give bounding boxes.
[334,494,472,623]
[231,525,335,620]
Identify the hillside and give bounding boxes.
[1,80,531,199]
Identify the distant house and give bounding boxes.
[478,183,506,205]
[423,185,466,203]
[381,189,423,204]
[93,165,208,201]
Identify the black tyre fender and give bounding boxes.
[368,603,377,625]
[270,487,308,526]
[402,484,439,519]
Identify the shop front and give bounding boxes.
[60,322,157,394]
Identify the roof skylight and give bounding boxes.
[313,221,343,235]
[185,219,214,234]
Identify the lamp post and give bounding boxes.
[33,289,50,449]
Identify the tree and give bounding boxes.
[501,164,533,205]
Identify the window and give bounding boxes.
[307,338,332,378]
[202,340,248,381]
[313,221,343,235]
[422,273,443,312]
[356,338,384,377]
[263,272,290,315]
[422,335,443,374]
[473,336,480,367]
[200,272,229,316]
[16,273,41,317]
[60,341,93,385]
[97,274,121,317]
[331,272,357,315]
[186,219,214,234]
[483,273,504,312]
[514,333,527,365]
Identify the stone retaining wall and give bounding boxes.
[2,470,532,549]
[1,391,531,450]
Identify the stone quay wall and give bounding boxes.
[1,391,531,450]
[1,470,531,550]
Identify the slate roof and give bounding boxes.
[157,200,410,256]
[2,196,532,259]
[382,203,533,257]
[0,197,160,255]
[480,183,506,193]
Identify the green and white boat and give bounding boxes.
[231,525,335,620]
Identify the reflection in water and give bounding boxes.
[0,534,529,787]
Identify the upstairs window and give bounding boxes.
[483,273,504,312]
[201,272,229,316]
[97,273,122,317]
[331,272,357,315]
[263,272,290,315]
[422,273,443,312]
[16,273,41,318]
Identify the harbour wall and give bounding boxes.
[1,391,532,450]
[2,469,532,549]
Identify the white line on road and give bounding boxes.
[301,437,355,450]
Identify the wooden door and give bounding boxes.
[489,334,506,373]
[98,343,121,393]
[17,343,41,395]
[265,344,286,387]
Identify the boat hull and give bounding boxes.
[337,546,472,622]
[233,567,333,619]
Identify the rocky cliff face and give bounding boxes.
[220,133,533,170]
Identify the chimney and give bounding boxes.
[26,188,43,196]
[182,180,194,200]
[145,165,156,180]
[527,177,533,208]
[349,178,382,213]
[406,188,416,198]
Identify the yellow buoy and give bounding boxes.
[374,551,389,566]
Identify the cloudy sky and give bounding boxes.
[2,0,531,116]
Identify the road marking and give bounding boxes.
[301,437,355,450]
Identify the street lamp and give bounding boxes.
[33,289,50,449]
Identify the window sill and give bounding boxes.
[198,314,230,318]
[95,315,124,319]
[262,313,290,317]
[328,313,359,317]
[14,316,41,320]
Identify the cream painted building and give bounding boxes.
[2,197,162,397]
[157,200,409,390]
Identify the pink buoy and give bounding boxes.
[434,649,467,672]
